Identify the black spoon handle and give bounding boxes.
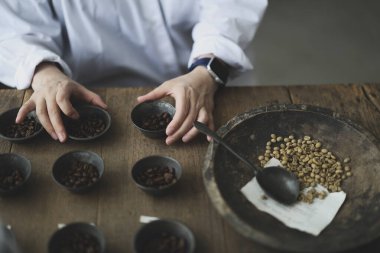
[194,121,258,176]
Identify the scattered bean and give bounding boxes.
[258,134,353,203]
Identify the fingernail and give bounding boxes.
[166,138,173,145]
[182,136,189,143]
[166,127,174,136]
[51,132,58,141]
[58,132,65,142]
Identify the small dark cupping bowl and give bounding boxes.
[52,151,104,193]
[0,107,43,143]
[65,105,111,141]
[134,219,195,253]
[48,222,106,253]
[131,155,182,195]
[0,153,31,195]
[131,101,175,138]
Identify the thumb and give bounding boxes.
[77,86,107,109]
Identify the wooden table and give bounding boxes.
[1,84,380,253]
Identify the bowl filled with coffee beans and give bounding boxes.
[131,155,182,195]
[64,105,111,141]
[131,101,175,139]
[0,153,31,195]
[48,222,106,253]
[52,151,104,193]
[0,107,43,142]
[134,219,195,253]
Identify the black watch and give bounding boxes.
[189,57,229,86]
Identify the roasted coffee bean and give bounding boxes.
[137,166,176,188]
[4,116,41,138]
[57,231,101,253]
[60,161,99,189]
[0,168,24,190]
[67,113,106,138]
[141,232,187,253]
[142,112,172,131]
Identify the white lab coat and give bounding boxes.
[0,0,267,89]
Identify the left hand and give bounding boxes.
[137,67,218,145]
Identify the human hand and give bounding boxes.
[137,67,218,145]
[16,63,107,142]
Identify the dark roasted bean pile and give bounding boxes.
[141,233,187,253]
[137,166,177,188]
[142,112,172,131]
[67,113,106,138]
[60,161,99,188]
[57,232,101,253]
[0,168,24,190]
[4,116,41,138]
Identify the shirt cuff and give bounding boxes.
[14,46,72,90]
[189,36,254,76]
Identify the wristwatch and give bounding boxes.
[189,57,229,87]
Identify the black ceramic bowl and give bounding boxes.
[131,155,182,195]
[52,151,104,193]
[131,101,175,138]
[64,105,111,141]
[0,153,31,195]
[134,219,195,253]
[0,107,43,143]
[48,222,106,253]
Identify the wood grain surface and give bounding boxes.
[1,84,380,253]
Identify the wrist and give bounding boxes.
[191,66,218,92]
[189,56,229,88]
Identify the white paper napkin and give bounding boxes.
[241,158,346,236]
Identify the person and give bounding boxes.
[0,0,267,145]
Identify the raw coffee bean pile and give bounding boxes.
[137,166,177,188]
[4,116,41,138]
[67,113,106,138]
[141,233,187,253]
[0,168,24,190]
[142,112,172,131]
[57,232,101,253]
[258,134,353,204]
[60,161,99,189]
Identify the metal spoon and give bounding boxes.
[194,121,300,205]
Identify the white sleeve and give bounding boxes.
[189,0,267,74]
[0,1,71,89]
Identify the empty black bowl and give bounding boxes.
[52,151,104,193]
[64,105,111,141]
[0,153,31,195]
[0,107,43,143]
[134,219,195,253]
[131,155,182,195]
[48,222,106,253]
[131,101,175,138]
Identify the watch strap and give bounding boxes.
[189,57,229,86]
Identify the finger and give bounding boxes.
[46,98,66,142]
[16,100,35,123]
[165,90,189,136]
[182,107,211,143]
[166,101,198,145]
[56,89,79,119]
[77,86,107,109]
[137,86,167,103]
[35,98,58,141]
[206,114,215,142]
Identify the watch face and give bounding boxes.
[209,58,229,84]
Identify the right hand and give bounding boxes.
[16,63,107,142]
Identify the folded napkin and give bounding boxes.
[241,158,346,236]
